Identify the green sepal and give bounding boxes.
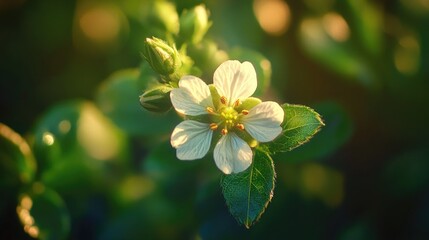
[184,114,211,123]
[234,129,257,148]
[236,97,262,112]
[209,84,221,110]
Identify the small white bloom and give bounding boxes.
[170,60,284,174]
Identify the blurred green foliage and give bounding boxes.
[1,0,429,239]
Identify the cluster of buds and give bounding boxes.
[140,37,184,113]
[139,4,214,113]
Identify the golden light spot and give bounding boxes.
[20,195,33,210]
[78,103,121,160]
[0,124,36,185]
[423,0,429,9]
[261,59,271,72]
[254,0,291,36]
[17,207,30,222]
[394,35,420,75]
[27,226,39,238]
[300,18,325,47]
[17,193,41,239]
[42,132,55,146]
[23,215,35,226]
[302,164,326,193]
[58,120,71,134]
[322,12,350,42]
[79,6,121,43]
[300,163,344,207]
[119,176,154,202]
[0,123,32,156]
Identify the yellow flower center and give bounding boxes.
[221,107,238,128]
[207,97,249,135]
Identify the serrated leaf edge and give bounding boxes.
[270,103,325,154]
[221,149,276,229]
[244,150,276,228]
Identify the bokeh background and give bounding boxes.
[1,0,429,239]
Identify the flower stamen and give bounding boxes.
[236,123,245,130]
[241,109,249,115]
[220,96,227,105]
[209,123,218,130]
[206,107,215,114]
[234,99,241,107]
[221,128,228,135]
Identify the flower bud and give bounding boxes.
[179,4,211,44]
[142,37,182,76]
[139,84,173,113]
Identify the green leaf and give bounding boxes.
[265,103,324,154]
[96,69,179,137]
[221,149,275,228]
[41,158,107,197]
[346,0,382,56]
[31,100,128,197]
[32,101,127,169]
[98,193,191,240]
[141,142,200,182]
[275,102,353,162]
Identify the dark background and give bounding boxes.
[1,0,429,239]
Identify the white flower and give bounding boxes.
[170,60,284,174]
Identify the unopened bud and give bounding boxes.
[179,4,211,44]
[139,84,173,113]
[142,37,182,76]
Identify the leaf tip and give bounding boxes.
[244,222,251,229]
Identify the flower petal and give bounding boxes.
[213,60,257,105]
[171,120,212,160]
[170,75,213,116]
[241,101,284,142]
[214,133,252,174]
